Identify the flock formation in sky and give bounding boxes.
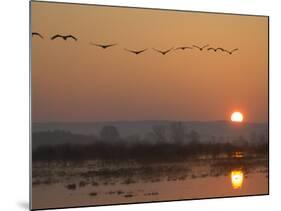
[32,32,239,55]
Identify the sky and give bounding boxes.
[31,1,268,123]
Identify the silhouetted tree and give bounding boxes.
[32,127,269,162]
[170,122,185,145]
[189,130,200,144]
[99,125,120,142]
[234,135,248,147]
[152,125,167,143]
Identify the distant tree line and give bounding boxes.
[32,123,268,162]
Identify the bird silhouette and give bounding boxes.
[207,47,225,52]
[152,47,174,55]
[51,34,77,41]
[224,48,239,55]
[90,42,117,49]
[192,44,209,51]
[174,46,193,50]
[32,32,44,39]
[124,48,147,55]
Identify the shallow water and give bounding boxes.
[32,158,268,209]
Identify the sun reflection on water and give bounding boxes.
[231,170,244,189]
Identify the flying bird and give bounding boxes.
[152,47,174,55]
[51,34,77,41]
[192,44,209,51]
[90,42,117,49]
[174,46,193,50]
[224,48,239,55]
[32,32,44,39]
[124,48,147,55]
[207,47,225,52]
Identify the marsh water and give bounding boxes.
[32,155,268,209]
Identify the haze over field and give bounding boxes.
[32,121,268,148]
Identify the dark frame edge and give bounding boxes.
[267,15,270,196]
[29,0,33,210]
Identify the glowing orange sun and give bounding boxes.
[231,111,244,122]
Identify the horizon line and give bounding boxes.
[32,119,268,124]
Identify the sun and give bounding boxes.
[231,111,244,122]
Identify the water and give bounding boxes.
[32,156,268,209]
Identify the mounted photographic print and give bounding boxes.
[30,1,269,210]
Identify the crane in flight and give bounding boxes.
[192,44,209,51]
[90,42,117,49]
[51,34,77,41]
[207,47,225,52]
[224,48,239,55]
[152,47,174,55]
[174,46,193,50]
[32,32,44,39]
[124,48,148,55]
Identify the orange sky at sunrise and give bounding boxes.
[31,1,268,123]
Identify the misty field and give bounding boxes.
[32,156,268,209]
[32,122,268,209]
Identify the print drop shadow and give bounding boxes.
[17,201,29,210]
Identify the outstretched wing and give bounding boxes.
[104,43,117,48]
[137,48,147,54]
[152,48,163,54]
[224,50,231,54]
[216,47,225,52]
[166,47,174,53]
[124,48,138,54]
[207,47,216,51]
[192,45,201,50]
[202,44,209,49]
[193,44,209,50]
[32,32,44,39]
[51,34,63,40]
[66,35,77,41]
[139,48,147,53]
[89,42,101,47]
